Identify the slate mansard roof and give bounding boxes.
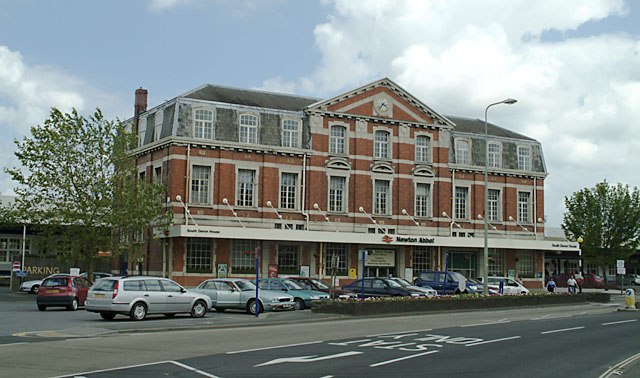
[183,84,320,111]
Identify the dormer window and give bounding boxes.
[487,141,501,168]
[282,119,300,148]
[455,139,470,165]
[194,109,214,139]
[239,114,259,144]
[517,145,531,171]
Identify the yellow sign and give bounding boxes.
[349,268,357,279]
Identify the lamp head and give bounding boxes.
[577,236,584,243]
[402,209,408,215]
[266,200,272,207]
[313,203,320,210]
[503,98,517,105]
[442,212,448,217]
[477,214,483,220]
[222,198,229,204]
[508,216,514,221]
[359,207,365,213]
[175,195,182,202]
[537,218,544,223]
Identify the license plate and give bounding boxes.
[47,289,59,294]
[93,293,105,298]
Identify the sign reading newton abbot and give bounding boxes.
[393,236,435,244]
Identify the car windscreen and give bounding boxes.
[234,280,256,291]
[385,279,403,288]
[42,278,68,287]
[310,279,330,290]
[391,278,409,287]
[450,272,466,282]
[282,279,303,290]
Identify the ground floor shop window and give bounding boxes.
[488,250,504,276]
[278,245,299,274]
[412,247,433,278]
[186,238,213,273]
[231,240,258,274]
[325,243,348,276]
[516,251,534,278]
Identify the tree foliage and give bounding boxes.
[5,108,168,275]
[562,181,640,269]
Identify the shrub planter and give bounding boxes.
[311,293,610,316]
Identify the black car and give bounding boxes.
[342,277,426,298]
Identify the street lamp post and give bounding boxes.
[483,98,517,294]
[577,236,584,293]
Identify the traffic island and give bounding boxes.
[311,293,611,316]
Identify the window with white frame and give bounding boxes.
[194,109,214,139]
[517,191,531,223]
[325,243,348,276]
[239,114,258,144]
[282,119,300,148]
[374,179,390,215]
[487,189,500,221]
[374,130,390,159]
[329,125,346,154]
[280,172,297,210]
[186,238,213,273]
[516,251,534,278]
[415,183,431,217]
[329,176,346,213]
[455,139,470,164]
[488,250,505,276]
[231,239,257,274]
[190,165,211,205]
[455,187,469,219]
[236,169,256,207]
[487,141,501,168]
[154,111,163,142]
[415,135,430,163]
[517,145,531,171]
[412,247,433,278]
[277,245,299,274]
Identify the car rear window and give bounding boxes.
[42,277,68,287]
[92,279,117,291]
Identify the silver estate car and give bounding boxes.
[192,278,294,314]
[85,276,212,321]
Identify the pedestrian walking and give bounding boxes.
[546,278,556,293]
[567,275,578,294]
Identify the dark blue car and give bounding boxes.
[414,271,478,295]
[342,277,425,298]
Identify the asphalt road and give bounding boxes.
[1,288,639,378]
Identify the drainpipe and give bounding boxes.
[301,153,309,229]
[533,177,537,236]
[184,144,191,224]
[450,169,456,235]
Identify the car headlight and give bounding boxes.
[411,293,421,297]
[469,285,478,290]
[310,295,320,299]
[271,298,280,303]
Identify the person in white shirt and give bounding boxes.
[567,275,578,294]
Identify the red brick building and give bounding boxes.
[126,78,579,288]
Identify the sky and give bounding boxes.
[0,0,638,228]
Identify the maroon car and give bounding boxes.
[36,274,92,311]
[289,277,357,299]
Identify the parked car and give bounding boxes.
[341,277,427,298]
[289,277,357,299]
[414,271,478,295]
[20,278,44,293]
[255,278,329,310]
[475,276,529,295]
[81,272,113,281]
[467,277,499,295]
[551,273,604,288]
[387,277,437,297]
[192,278,294,314]
[85,276,211,321]
[623,274,640,286]
[36,274,92,311]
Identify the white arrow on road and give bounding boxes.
[255,351,363,367]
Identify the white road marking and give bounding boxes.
[602,319,638,326]
[366,329,432,337]
[170,361,220,377]
[530,314,572,320]
[460,319,510,327]
[227,340,323,354]
[465,336,521,347]
[541,326,585,334]
[255,351,363,367]
[50,360,220,378]
[0,342,28,347]
[369,350,439,367]
[599,352,640,378]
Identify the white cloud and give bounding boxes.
[261,0,639,227]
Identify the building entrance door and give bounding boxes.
[363,249,396,278]
[448,252,476,278]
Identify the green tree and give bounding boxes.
[562,181,640,279]
[5,108,168,279]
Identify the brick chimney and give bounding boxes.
[134,87,148,134]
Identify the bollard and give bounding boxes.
[625,288,636,310]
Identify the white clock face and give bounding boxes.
[376,97,390,113]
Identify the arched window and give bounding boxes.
[415,135,430,163]
[374,130,390,159]
[239,114,258,144]
[329,125,347,154]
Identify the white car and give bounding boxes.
[20,279,43,293]
[476,276,530,295]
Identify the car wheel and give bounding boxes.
[130,302,147,321]
[215,307,226,312]
[37,305,46,311]
[31,285,40,294]
[190,300,207,318]
[293,298,305,310]
[67,298,79,311]
[247,299,263,315]
[100,312,116,320]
